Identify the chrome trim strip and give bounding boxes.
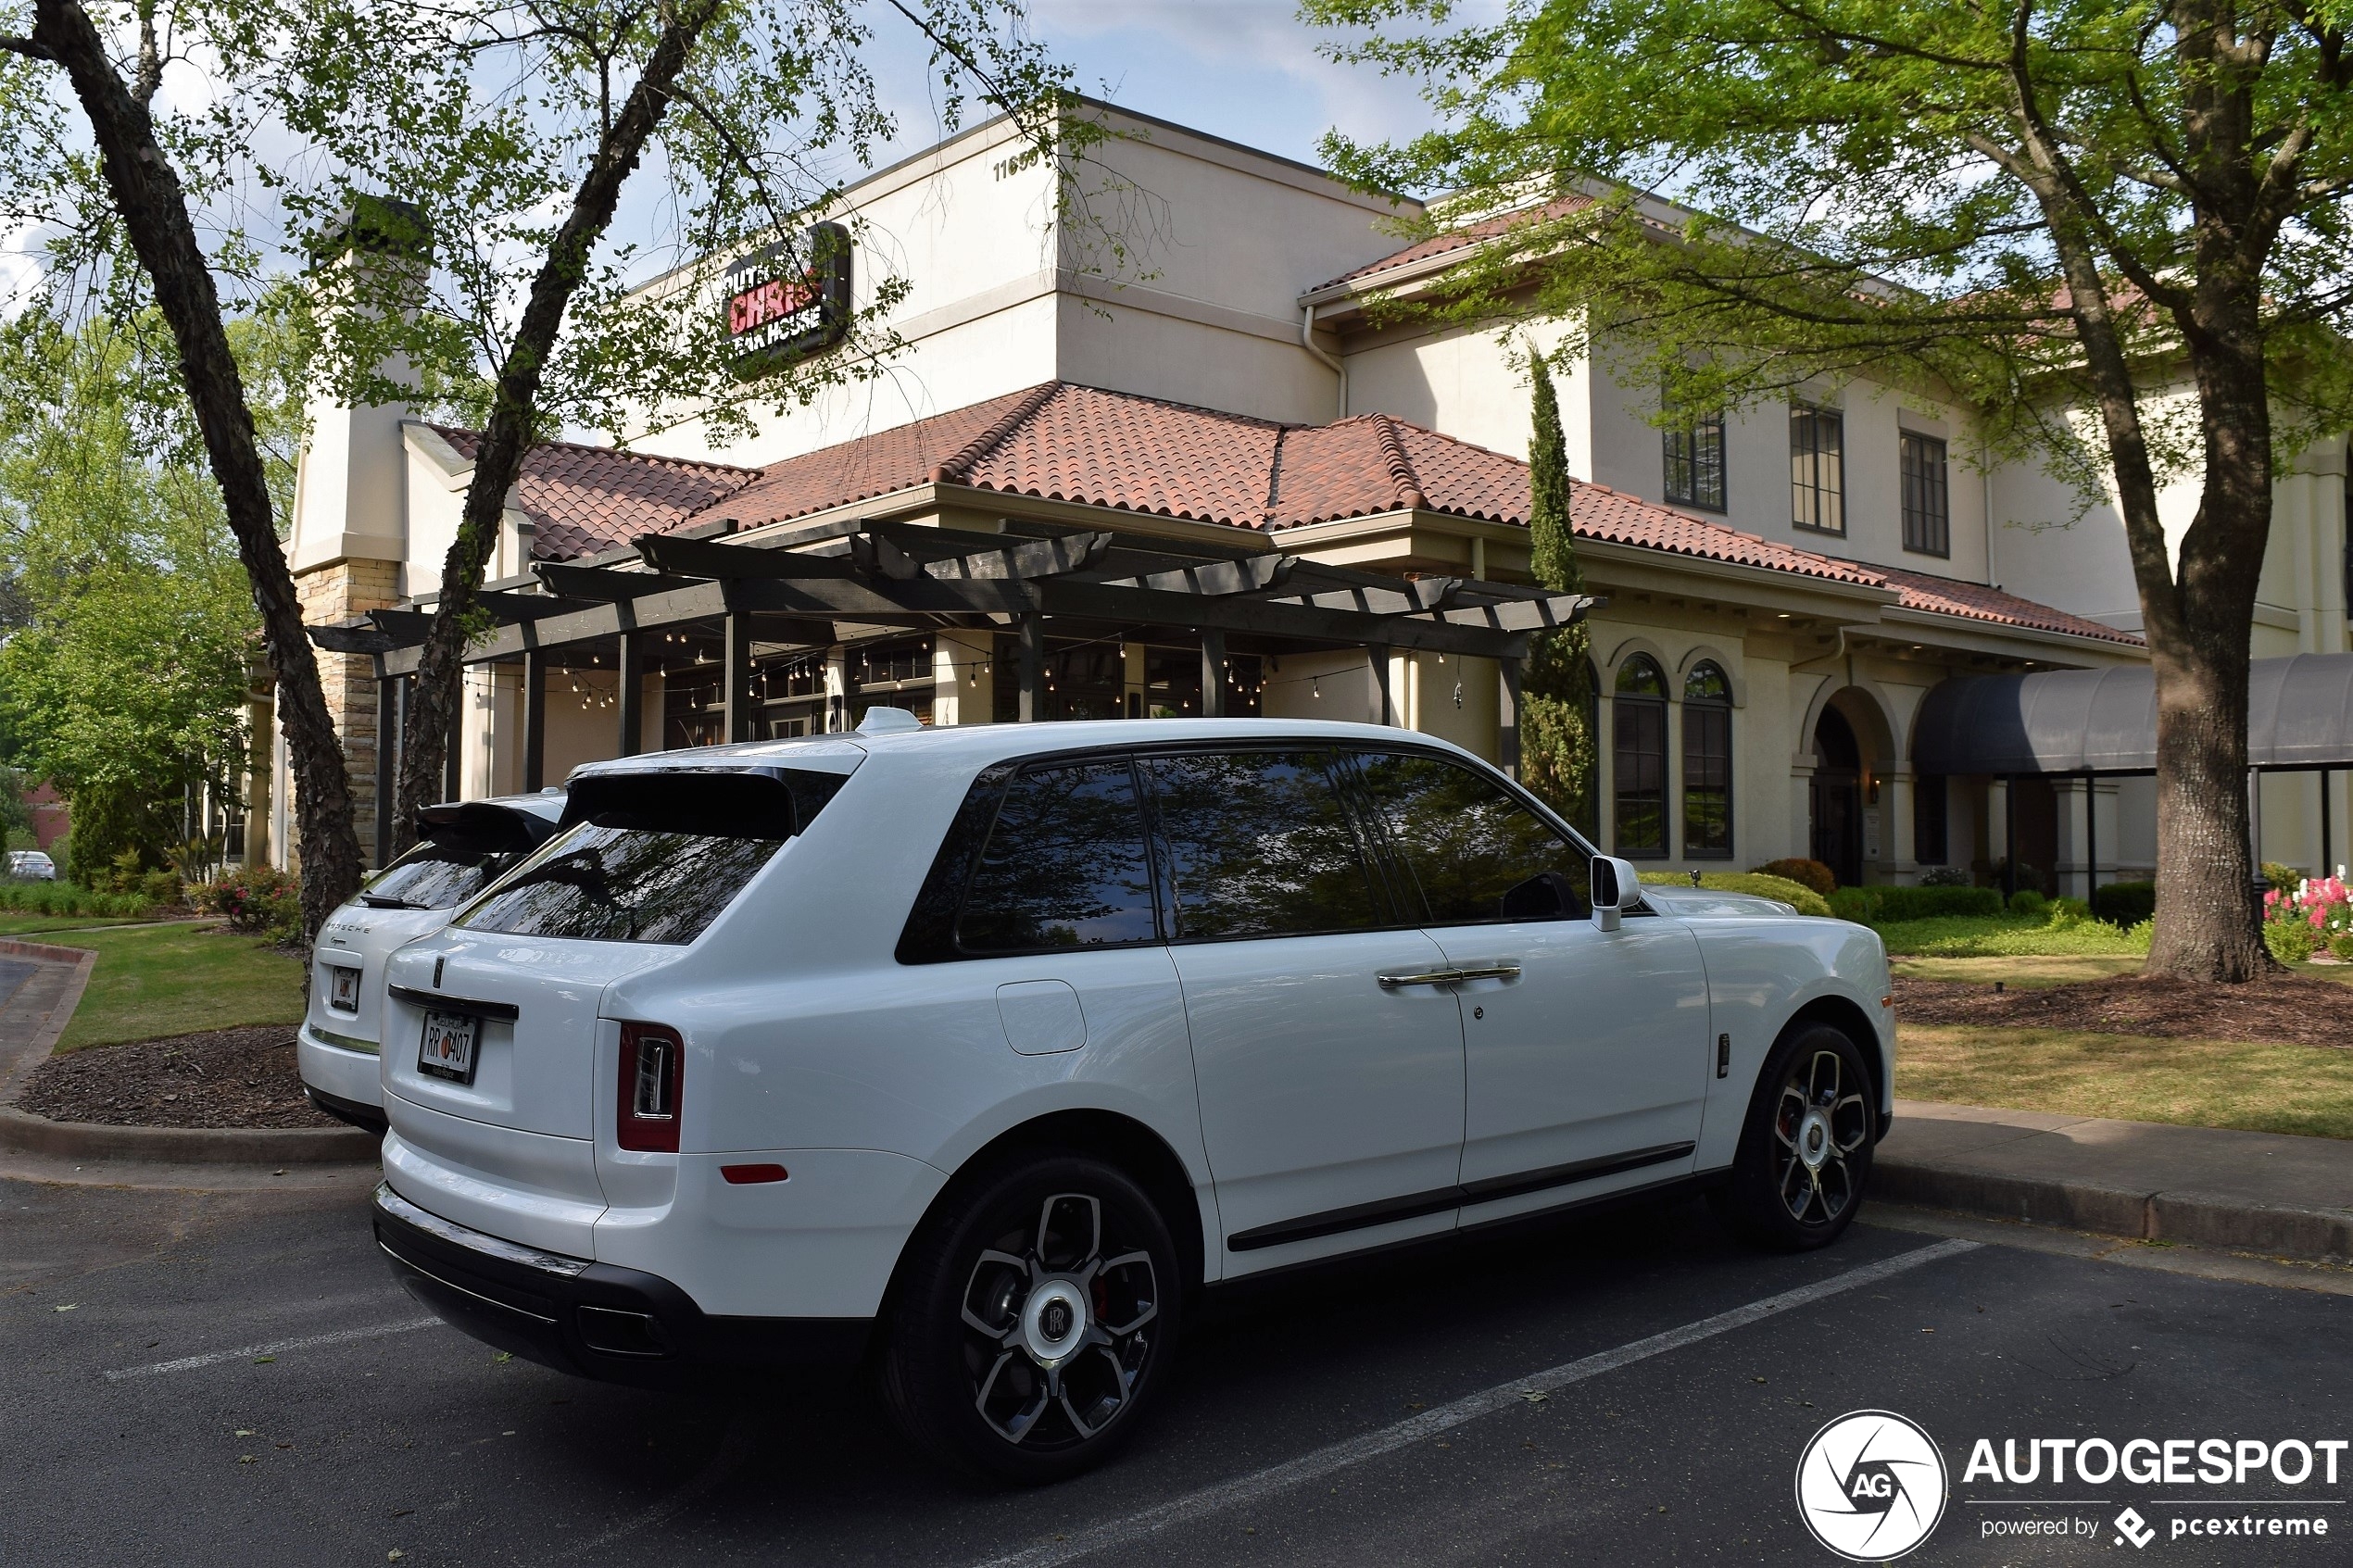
[372,1183,590,1278]
[302,1022,380,1056]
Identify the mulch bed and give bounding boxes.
[16,1026,342,1128]
[1894,972,2352,1048]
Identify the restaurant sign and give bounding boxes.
[723,222,851,381]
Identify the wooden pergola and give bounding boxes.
[312,514,1598,863]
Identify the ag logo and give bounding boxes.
[1794,1410,1948,1561]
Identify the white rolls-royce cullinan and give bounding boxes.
[370,715,1894,1483]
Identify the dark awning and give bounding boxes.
[1912,654,2353,775]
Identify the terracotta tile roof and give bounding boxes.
[428,426,762,561]
[1315,194,1597,292]
[1565,482,1886,586]
[612,380,2137,649]
[1874,564,2143,646]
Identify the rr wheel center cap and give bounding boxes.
[1797,1110,1832,1172]
[1021,1279,1089,1366]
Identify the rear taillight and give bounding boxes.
[617,1022,684,1153]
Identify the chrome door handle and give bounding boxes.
[1377,969,1461,988]
[1447,963,1522,983]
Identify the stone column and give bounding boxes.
[292,555,402,868]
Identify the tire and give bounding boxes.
[1710,1022,1876,1252]
[880,1153,1183,1485]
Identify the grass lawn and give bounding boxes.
[1892,954,2146,987]
[0,912,154,938]
[1897,1023,2353,1140]
[45,921,305,1052]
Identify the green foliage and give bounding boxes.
[1918,865,1971,888]
[2091,880,2157,929]
[1876,909,2153,959]
[0,317,258,877]
[2332,932,2353,961]
[1827,884,2001,923]
[0,881,154,918]
[190,864,303,942]
[2008,888,2049,917]
[1640,869,1831,917]
[2267,918,2322,965]
[1308,0,2353,490]
[1516,352,1595,835]
[2262,861,2307,891]
[1751,858,1836,899]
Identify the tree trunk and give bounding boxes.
[30,0,364,935]
[393,0,722,847]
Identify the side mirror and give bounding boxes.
[1591,856,1642,932]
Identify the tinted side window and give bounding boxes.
[955,760,1158,953]
[1143,750,1386,940]
[1354,751,1593,923]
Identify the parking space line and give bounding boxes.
[103,1317,445,1380]
[973,1238,1981,1568]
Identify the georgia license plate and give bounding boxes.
[418,1010,480,1083]
[327,963,360,1012]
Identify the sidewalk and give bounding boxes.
[1876,1098,2353,1261]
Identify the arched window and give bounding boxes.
[1682,662,1733,857]
[1613,655,1668,856]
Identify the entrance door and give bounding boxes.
[1811,707,1864,886]
[1143,748,1466,1265]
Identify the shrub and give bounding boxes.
[2091,880,2156,928]
[1829,884,2003,923]
[137,868,182,905]
[1751,858,1836,898]
[2332,931,2353,961]
[2262,860,2306,891]
[192,864,301,940]
[2051,897,2092,922]
[1642,870,1832,917]
[0,882,154,918]
[2267,918,2320,964]
[2007,888,2047,916]
[1918,865,1971,887]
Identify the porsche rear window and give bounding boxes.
[453,767,845,944]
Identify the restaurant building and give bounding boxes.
[270,101,2353,894]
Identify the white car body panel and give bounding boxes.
[299,792,565,1119]
[375,719,1894,1334]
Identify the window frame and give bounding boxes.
[1662,408,1728,512]
[1612,655,1671,859]
[1790,402,1846,535]
[1900,430,1951,558]
[1680,662,1734,859]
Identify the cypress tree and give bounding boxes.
[1519,352,1596,835]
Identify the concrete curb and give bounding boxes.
[1873,1155,2353,1263]
[0,1101,378,1164]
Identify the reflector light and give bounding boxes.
[720,1163,789,1185]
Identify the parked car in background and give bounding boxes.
[299,793,564,1133]
[369,718,1893,1483]
[8,849,56,880]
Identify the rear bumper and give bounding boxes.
[306,1084,388,1135]
[297,1024,384,1110]
[372,1183,872,1391]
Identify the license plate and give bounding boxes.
[418,1010,480,1083]
[327,963,361,1013]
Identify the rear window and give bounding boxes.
[362,843,520,911]
[453,767,844,945]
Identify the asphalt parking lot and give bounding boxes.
[5,1170,2348,1567]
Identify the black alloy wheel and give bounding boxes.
[1711,1022,1876,1251]
[881,1153,1181,1484]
